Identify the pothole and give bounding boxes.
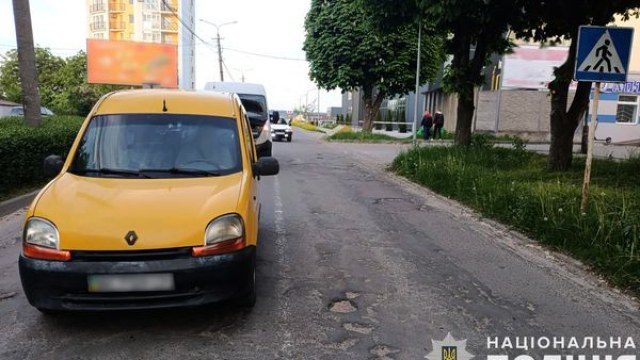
[370,344,400,357]
[345,291,360,299]
[329,299,357,313]
[0,292,16,301]
[344,322,375,334]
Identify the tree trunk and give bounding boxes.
[547,35,592,170]
[12,0,41,127]
[455,83,474,146]
[362,89,384,132]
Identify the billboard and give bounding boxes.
[502,45,573,90]
[87,39,178,88]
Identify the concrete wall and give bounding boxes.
[472,89,581,142]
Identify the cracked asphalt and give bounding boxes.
[0,130,638,359]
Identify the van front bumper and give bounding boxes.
[19,246,255,311]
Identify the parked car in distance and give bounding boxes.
[9,106,55,116]
[271,118,293,142]
[19,89,279,313]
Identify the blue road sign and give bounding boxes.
[574,26,633,83]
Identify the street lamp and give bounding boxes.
[199,19,238,82]
[233,67,253,83]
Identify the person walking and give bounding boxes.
[433,111,444,140]
[420,111,433,141]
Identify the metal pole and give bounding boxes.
[216,30,224,82]
[412,20,422,147]
[580,82,601,213]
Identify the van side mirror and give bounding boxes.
[253,157,279,177]
[43,155,64,178]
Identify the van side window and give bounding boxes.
[239,107,256,162]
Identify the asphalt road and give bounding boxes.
[0,130,638,360]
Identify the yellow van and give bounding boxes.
[18,90,279,312]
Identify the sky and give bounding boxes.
[0,0,343,111]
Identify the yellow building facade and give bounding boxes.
[87,0,179,45]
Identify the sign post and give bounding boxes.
[574,26,633,212]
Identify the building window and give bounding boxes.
[616,95,639,123]
[129,14,134,23]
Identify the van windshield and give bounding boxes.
[68,114,242,178]
[238,94,268,124]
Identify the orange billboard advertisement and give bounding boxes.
[87,39,178,88]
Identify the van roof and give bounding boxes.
[95,89,236,116]
[204,82,266,96]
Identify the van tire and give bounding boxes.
[238,252,256,308]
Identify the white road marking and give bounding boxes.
[273,176,293,355]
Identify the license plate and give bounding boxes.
[87,274,175,292]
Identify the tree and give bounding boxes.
[0,49,126,116]
[11,0,41,126]
[362,0,530,145]
[514,1,640,170]
[303,0,443,132]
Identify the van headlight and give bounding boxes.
[205,214,244,245]
[193,214,245,256]
[24,217,59,249]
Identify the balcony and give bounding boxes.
[109,1,126,13]
[160,3,177,13]
[161,20,178,33]
[109,21,126,31]
[89,3,106,13]
[89,21,106,31]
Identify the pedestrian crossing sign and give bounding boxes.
[574,26,633,83]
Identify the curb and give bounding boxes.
[0,190,39,218]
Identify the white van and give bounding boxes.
[204,82,272,157]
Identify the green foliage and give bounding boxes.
[398,109,407,133]
[0,116,84,197]
[470,132,495,149]
[291,120,325,133]
[322,122,338,129]
[0,48,127,117]
[392,146,640,290]
[385,110,393,131]
[362,0,530,144]
[304,0,444,130]
[328,130,411,142]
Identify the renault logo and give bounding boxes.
[124,231,138,246]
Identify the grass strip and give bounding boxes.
[391,145,640,292]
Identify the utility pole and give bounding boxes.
[199,19,238,83]
[412,19,422,146]
[12,0,41,127]
[215,31,224,82]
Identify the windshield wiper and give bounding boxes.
[139,167,222,177]
[73,168,151,178]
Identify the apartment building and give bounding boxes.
[86,0,195,89]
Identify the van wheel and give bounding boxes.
[238,253,256,308]
[37,308,64,316]
[287,136,292,142]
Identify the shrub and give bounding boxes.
[398,109,407,133]
[0,116,84,198]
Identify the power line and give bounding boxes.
[221,59,235,82]
[223,47,307,62]
[159,0,208,45]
